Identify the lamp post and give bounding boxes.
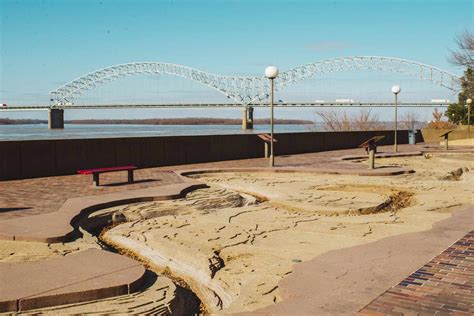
[391,85,401,152]
[265,66,279,167]
[467,98,472,138]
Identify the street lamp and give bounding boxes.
[265,65,279,167]
[391,85,401,152]
[467,98,472,138]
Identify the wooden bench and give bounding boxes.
[439,130,454,150]
[78,165,137,186]
[258,134,278,158]
[358,136,385,169]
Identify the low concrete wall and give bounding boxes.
[420,127,472,143]
[0,130,411,181]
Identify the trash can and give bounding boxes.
[408,130,417,145]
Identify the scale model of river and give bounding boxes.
[1,153,472,314]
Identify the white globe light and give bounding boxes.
[265,66,279,79]
[391,85,401,94]
[467,98,472,104]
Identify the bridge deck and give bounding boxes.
[0,102,451,111]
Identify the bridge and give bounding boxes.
[2,56,461,129]
[1,102,453,111]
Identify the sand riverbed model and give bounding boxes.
[103,153,473,313]
[1,153,472,313]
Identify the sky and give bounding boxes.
[0,0,473,121]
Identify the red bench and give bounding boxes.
[78,165,137,186]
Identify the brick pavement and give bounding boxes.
[359,231,474,315]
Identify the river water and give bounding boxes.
[0,124,317,141]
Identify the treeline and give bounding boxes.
[66,118,314,125]
[0,118,47,125]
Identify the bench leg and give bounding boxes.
[128,170,134,183]
[93,173,100,186]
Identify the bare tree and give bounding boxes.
[449,31,474,68]
[316,109,385,131]
[433,108,443,122]
[316,109,351,131]
[353,109,385,130]
[399,111,420,130]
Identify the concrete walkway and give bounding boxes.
[0,249,146,313]
[177,165,414,178]
[249,205,473,315]
[338,150,423,161]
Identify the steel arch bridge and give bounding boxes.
[49,56,461,106]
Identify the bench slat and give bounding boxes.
[78,165,137,175]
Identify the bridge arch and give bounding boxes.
[50,57,461,106]
[270,56,461,102]
[49,62,266,106]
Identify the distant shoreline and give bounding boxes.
[0,118,314,125]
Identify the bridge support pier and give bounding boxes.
[48,109,64,129]
[241,107,254,130]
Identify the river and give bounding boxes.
[0,124,318,141]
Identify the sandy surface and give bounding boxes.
[101,153,474,313]
[0,217,183,314]
[0,233,98,263]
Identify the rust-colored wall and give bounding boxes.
[0,130,410,180]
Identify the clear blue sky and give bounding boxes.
[0,0,473,120]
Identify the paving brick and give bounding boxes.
[360,231,474,315]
